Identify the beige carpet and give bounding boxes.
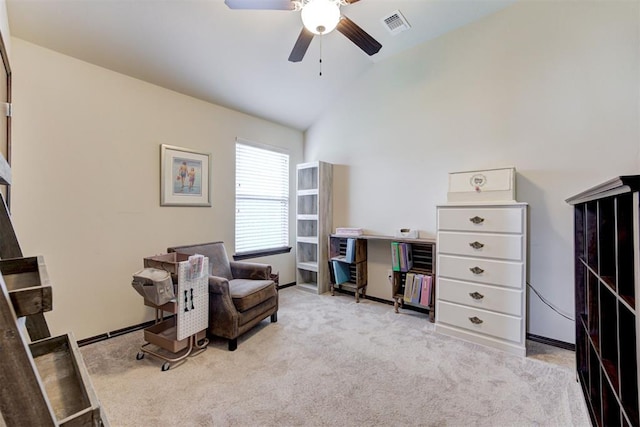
[80,286,590,426]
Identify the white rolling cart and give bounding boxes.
[136,256,209,371]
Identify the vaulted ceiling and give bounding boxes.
[7,0,515,130]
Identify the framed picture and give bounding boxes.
[160,144,211,207]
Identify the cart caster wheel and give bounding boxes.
[136,352,144,360]
[161,362,170,371]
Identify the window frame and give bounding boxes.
[234,138,291,260]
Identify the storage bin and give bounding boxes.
[131,268,175,306]
[143,252,190,274]
[144,317,206,354]
[29,333,105,426]
[0,256,52,317]
[447,167,516,203]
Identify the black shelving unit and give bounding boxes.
[567,176,640,427]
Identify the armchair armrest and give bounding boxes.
[208,275,231,295]
[207,275,240,340]
[230,261,271,280]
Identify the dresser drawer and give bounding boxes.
[438,207,524,233]
[438,231,523,261]
[438,255,524,289]
[437,278,523,316]
[436,300,522,343]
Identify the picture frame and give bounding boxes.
[160,144,211,207]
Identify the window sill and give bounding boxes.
[233,246,291,261]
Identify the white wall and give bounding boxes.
[305,1,640,343]
[10,38,303,340]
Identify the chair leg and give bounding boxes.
[228,338,237,351]
[271,313,277,323]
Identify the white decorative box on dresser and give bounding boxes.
[435,168,528,356]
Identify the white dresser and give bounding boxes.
[435,203,528,356]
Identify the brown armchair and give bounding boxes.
[167,242,278,351]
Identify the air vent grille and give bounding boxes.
[381,10,410,36]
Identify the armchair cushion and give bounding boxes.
[229,279,275,312]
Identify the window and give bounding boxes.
[235,140,290,257]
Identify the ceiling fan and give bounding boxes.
[224,0,382,62]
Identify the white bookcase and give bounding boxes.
[296,161,332,294]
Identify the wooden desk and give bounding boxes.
[330,234,437,321]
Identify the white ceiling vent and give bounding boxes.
[381,10,411,36]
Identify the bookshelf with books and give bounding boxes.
[567,176,640,427]
[328,236,367,302]
[388,238,437,322]
[296,161,332,294]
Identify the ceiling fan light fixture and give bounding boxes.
[300,0,341,35]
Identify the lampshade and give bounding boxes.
[301,0,341,35]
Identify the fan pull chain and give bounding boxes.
[319,34,323,77]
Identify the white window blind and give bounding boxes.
[235,141,289,254]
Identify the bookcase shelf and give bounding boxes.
[390,239,436,322]
[328,236,367,302]
[296,162,332,294]
[567,175,640,427]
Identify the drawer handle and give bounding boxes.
[469,266,484,275]
[469,316,483,325]
[469,291,484,300]
[469,241,484,249]
[469,216,485,224]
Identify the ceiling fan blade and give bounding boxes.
[336,15,382,56]
[345,0,361,3]
[224,0,294,10]
[288,28,314,62]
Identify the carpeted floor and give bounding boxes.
[80,286,590,426]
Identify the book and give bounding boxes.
[403,272,415,302]
[399,243,413,272]
[345,238,356,263]
[420,275,433,306]
[406,244,414,271]
[411,274,423,304]
[391,242,401,271]
[328,261,336,285]
[332,260,350,285]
